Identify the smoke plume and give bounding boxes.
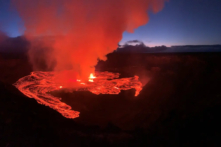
[12,0,166,81]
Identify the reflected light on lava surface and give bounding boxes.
[14,71,143,119]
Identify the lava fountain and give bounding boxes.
[14,71,142,119]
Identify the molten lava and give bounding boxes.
[88,73,96,82]
[14,71,142,119]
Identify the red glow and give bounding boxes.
[14,71,142,119]
[12,0,166,81]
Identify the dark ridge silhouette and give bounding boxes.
[169,45,221,52]
[0,36,29,53]
[0,37,220,54]
[117,40,221,53]
[0,31,8,43]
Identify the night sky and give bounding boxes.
[0,0,221,47]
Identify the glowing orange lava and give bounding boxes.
[14,71,142,119]
[88,73,96,82]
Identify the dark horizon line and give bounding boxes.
[3,35,221,48]
[119,44,221,48]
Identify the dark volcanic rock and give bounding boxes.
[1,52,221,146]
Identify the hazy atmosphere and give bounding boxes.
[1,0,221,146]
[0,0,221,47]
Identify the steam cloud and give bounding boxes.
[12,0,166,81]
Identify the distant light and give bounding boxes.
[59,86,63,88]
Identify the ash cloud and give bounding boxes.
[11,0,166,81]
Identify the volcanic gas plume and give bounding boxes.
[12,0,166,119]
[12,0,166,81]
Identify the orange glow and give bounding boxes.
[14,71,142,119]
[11,0,166,120]
[88,73,96,82]
[12,0,166,81]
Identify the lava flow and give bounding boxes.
[14,71,142,119]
